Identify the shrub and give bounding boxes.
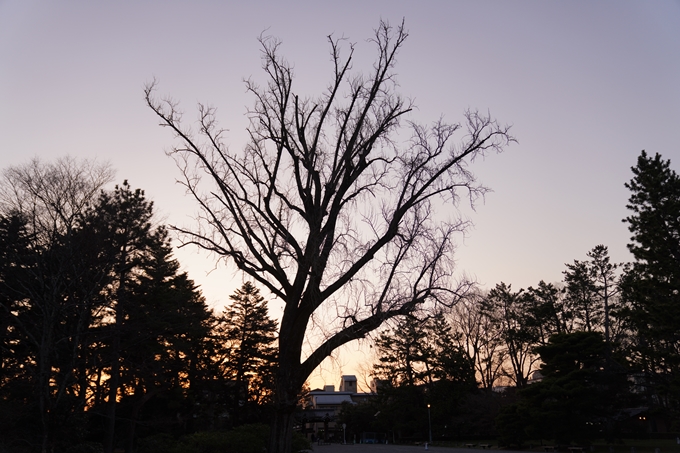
[138,424,311,453]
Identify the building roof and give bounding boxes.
[313,394,354,406]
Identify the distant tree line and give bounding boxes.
[339,150,680,446]
[2,149,677,451]
[0,158,279,453]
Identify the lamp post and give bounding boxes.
[427,404,432,444]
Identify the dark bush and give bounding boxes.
[138,424,310,453]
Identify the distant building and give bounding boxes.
[299,375,376,442]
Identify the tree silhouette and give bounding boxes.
[0,157,113,453]
[81,181,214,453]
[483,283,539,387]
[146,20,513,452]
[450,292,507,390]
[216,281,277,423]
[622,150,680,412]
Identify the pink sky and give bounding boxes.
[2,0,679,388]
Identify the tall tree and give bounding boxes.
[513,331,628,444]
[0,157,113,453]
[622,150,680,411]
[115,237,214,453]
[372,315,475,442]
[373,315,474,389]
[0,213,37,445]
[373,317,432,388]
[450,292,506,390]
[76,181,217,452]
[216,281,278,423]
[586,245,621,345]
[524,281,571,346]
[564,259,601,333]
[85,181,161,453]
[563,245,623,341]
[483,283,539,387]
[146,20,514,452]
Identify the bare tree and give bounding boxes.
[0,156,114,243]
[450,292,507,390]
[146,20,513,453]
[0,156,113,453]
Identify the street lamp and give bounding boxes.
[427,404,432,444]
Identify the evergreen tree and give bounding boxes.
[0,213,37,444]
[483,283,539,387]
[216,282,278,424]
[373,317,432,388]
[82,181,216,452]
[114,238,215,451]
[564,260,601,333]
[524,281,571,346]
[83,181,161,453]
[0,162,220,451]
[512,331,629,444]
[622,150,680,413]
[372,315,475,441]
[563,245,624,342]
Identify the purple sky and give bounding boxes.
[2,0,679,387]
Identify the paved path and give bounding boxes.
[308,444,529,453]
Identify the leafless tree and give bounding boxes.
[146,20,513,453]
[0,156,113,453]
[450,292,507,390]
[0,156,114,243]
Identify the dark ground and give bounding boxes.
[308,444,529,453]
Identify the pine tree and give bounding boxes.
[216,282,277,423]
[483,283,539,387]
[373,317,430,387]
[372,315,475,441]
[563,245,623,342]
[564,260,601,332]
[524,281,571,345]
[83,181,216,452]
[116,237,215,451]
[622,150,680,410]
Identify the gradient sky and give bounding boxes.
[2,0,679,389]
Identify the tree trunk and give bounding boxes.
[268,403,296,453]
[104,346,120,453]
[125,388,157,453]
[105,258,127,453]
[267,354,301,453]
